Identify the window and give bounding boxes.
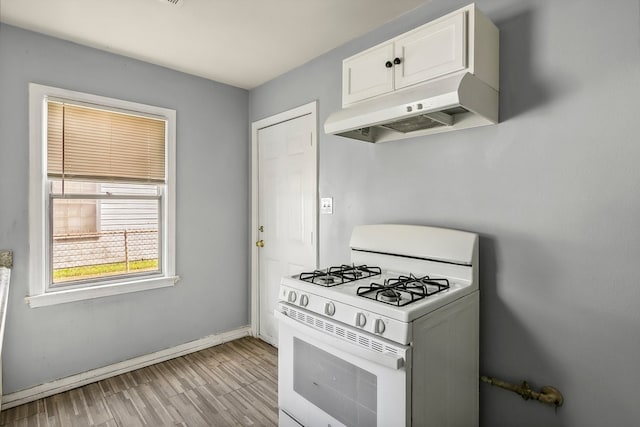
[51,181,98,236]
[28,84,177,307]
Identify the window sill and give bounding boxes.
[25,275,180,308]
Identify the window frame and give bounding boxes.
[28,83,178,308]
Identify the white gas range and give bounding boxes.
[276,224,479,427]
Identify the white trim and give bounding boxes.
[1,326,251,410]
[250,101,319,339]
[29,85,47,298]
[28,83,177,306]
[25,275,180,308]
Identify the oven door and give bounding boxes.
[276,305,410,427]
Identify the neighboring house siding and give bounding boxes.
[99,183,159,231]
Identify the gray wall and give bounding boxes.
[250,0,640,425]
[0,24,249,394]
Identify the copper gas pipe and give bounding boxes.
[480,375,564,408]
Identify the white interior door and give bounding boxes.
[254,105,317,346]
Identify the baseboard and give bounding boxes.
[1,326,251,410]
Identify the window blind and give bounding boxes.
[47,101,166,183]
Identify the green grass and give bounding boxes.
[53,259,158,282]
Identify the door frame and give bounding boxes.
[250,101,318,339]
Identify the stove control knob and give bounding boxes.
[287,291,297,303]
[324,302,336,316]
[356,312,367,328]
[375,319,386,334]
[300,294,309,307]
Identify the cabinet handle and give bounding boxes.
[385,61,393,68]
[393,57,402,65]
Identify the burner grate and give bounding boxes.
[298,264,381,287]
[357,274,450,306]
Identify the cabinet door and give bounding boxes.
[394,11,467,90]
[342,42,394,106]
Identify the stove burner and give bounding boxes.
[317,275,338,285]
[357,274,450,306]
[378,288,401,303]
[299,264,381,287]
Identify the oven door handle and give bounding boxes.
[275,310,406,370]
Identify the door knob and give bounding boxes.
[256,240,265,247]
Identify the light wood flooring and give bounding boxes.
[0,337,278,427]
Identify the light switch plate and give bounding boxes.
[320,197,333,215]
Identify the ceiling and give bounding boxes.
[0,0,430,89]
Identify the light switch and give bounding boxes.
[320,197,333,215]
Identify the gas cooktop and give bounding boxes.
[298,264,381,287]
[298,264,450,307]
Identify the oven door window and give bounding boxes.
[293,338,377,427]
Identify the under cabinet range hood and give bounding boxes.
[324,72,499,143]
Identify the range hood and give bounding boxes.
[324,72,499,143]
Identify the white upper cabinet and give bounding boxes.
[342,43,395,107]
[394,12,466,90]
[341,4,499,107]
